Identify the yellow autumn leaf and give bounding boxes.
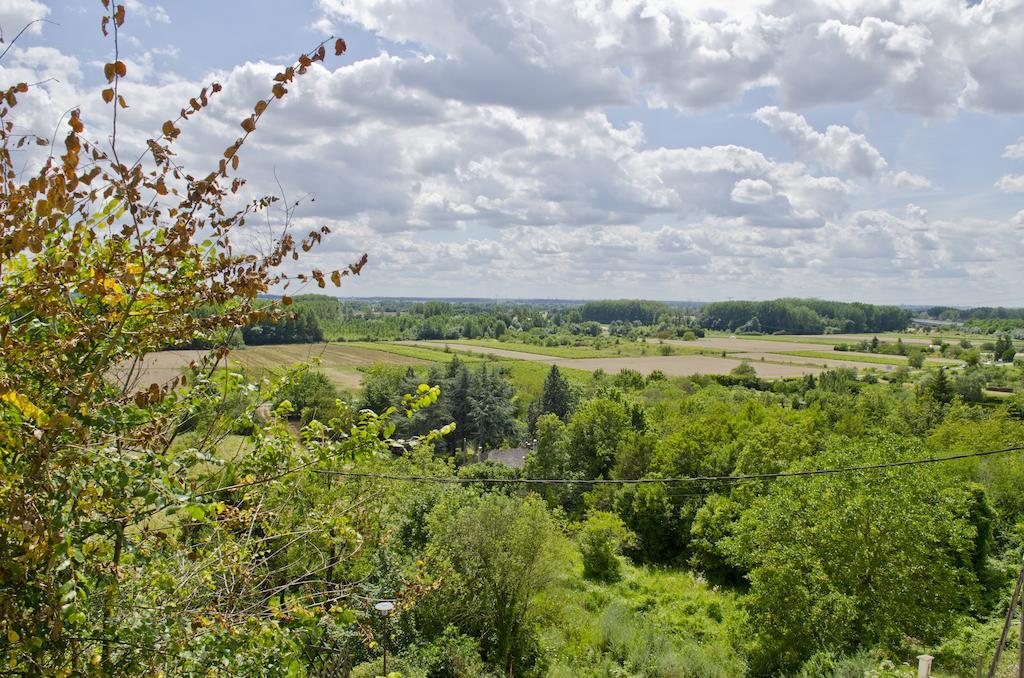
[1,391,49,425]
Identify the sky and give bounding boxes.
[1,0,1023,305]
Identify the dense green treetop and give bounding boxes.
[700,298,912,334]
[579,299,680,324]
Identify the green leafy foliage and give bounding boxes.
[576,511,636,582]
[579,299,679,324]
[725,437,980,672]
[0,8,371,671]
[422,492,567,673]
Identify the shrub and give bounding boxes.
[424,494,566,673]
[730,362,757,378]
[577,511,636,582]
[887,366,911,385]
[613,368,647,390]
[274,369,341,423]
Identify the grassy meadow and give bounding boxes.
[141,332,980,398]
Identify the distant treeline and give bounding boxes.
[173,294,1024,348]
[925,306,1024,321]
[700,299,912,334]
[241,311,323,345]
[922,306,1024,336]
[240,296,337,345]
[172,297,332,349]
[579,300,680,325]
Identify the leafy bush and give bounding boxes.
[273,369,341,424]
[730,362,757,378]
[726,437,980,672]
[614,368,647,390]
[577,511,636,582]
[352,625,494,678]
[423,493,567,673]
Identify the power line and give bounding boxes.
[314,443,1024,486]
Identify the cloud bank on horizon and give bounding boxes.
[2,0,1023,305]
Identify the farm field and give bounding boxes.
[486,360,596,399]
[728,351,899,372]
[777,349,961,367]
[406,338,693,359]
[671,336,829,352]
[402,340,821,378]
[403,341,558,361]
[132,330,972,398]
[347,341,487,363]
[547,354,822,378]
[227,343,431,392]
[799,333,936,345]
[229,343,426,370]
[129,344,432,394]
[13,1,1024,670]
[111,349,208,390]
[710,332,973,347]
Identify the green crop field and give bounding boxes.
[345,341,487,363]
[223,341,601,396]
[487,359,596,399]
[419,338,707,359]
[434,339,615,358]
[777,350,961,367]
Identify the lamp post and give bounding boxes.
[374,600,395,676]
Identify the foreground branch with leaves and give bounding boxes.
[0,4,428,673]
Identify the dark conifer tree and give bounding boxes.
[539,364,574,421]
[925,367,953,405]
[468,365,519,452]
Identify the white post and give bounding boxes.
[918,654,934,678]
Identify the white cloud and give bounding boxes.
[3,0,1023,303]
[885,170,934,191]
[730,178,774,204]
[124,0,170,26]
[0,44,81,140]
[7,48,837,244]
[831,228,898,260]
[996,174,1024,193]
[905,203,928,222]
[318,0,1024,116]
[317,0,631,113]
[960,1,1024,113]
[0,0,49,38]
[298,204,1024,301]
[775,15,941,113]
[1005,137,1024,160]
[754,106,887,177]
